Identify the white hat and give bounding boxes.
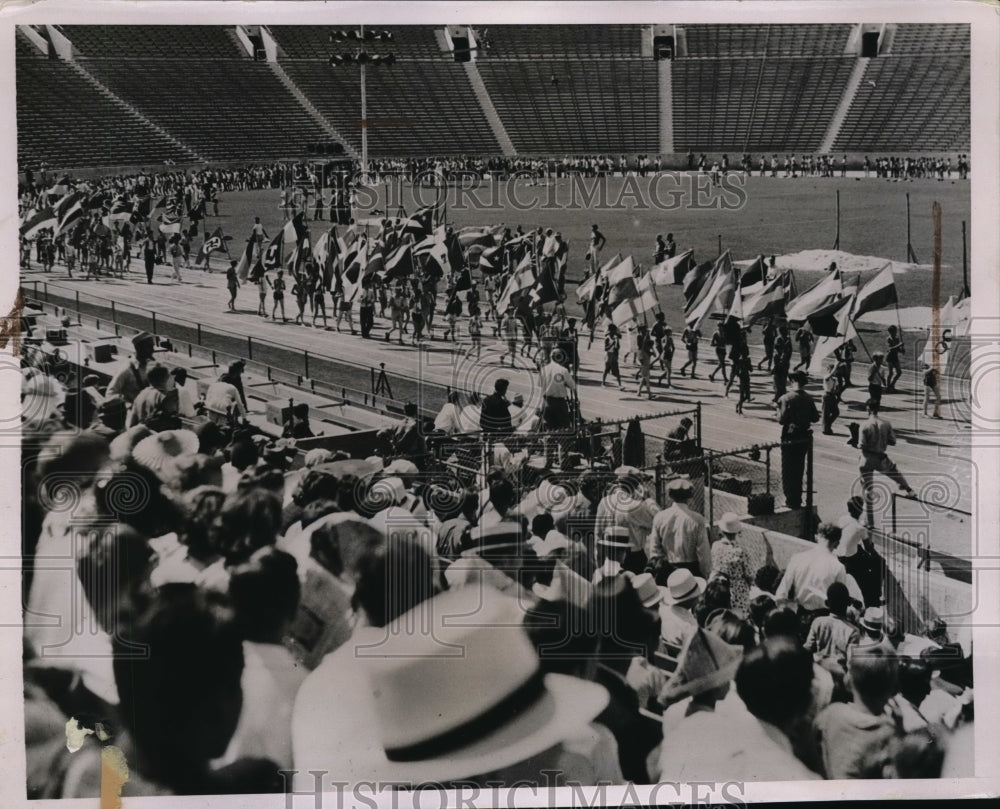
[717,512,741,534]
[597,526,631,549]
[614,465,648,478]
[667,478,694,494]
[660,568,707,606]
[660,628,743,702]
[383,458,419,476]
[336,586,609,784]
[132,429,199,475]
[629,572,663,608]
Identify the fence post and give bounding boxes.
[705,452,714,526]
[151,311,157,335]
[111,300,116,325]
[75,291,81,325]
[654,454,664,505]
[247,336,253,361]
[197,323,202,345]
[765,446,772,498]
[805,436,815,539]
[304,350,310,379]
[891,493,897,538]
[695,402,703,451]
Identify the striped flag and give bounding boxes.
[740,255,766,288]
[784,270,843,321]
[809,319,858,376]
[108,198,132,223]
[19,208,58,240]
[597,252,624,283]
[743,272,788,323]
[649,249,694,286]
[685,254,737,330]
[604,255,635,289]
[55,192,85,235]
[496,255,536,312]
[682,260,715,308]
[807,293,856,337]
[851,264,897,319]
[685,251,732,314]
[341,237,368,302]
[382,243,414,281]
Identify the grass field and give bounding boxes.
[214,172,971,312]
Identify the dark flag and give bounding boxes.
[740,255,765,288]
[262,231,284,270]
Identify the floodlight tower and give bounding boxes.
[329,26,395,178]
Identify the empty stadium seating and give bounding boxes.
[834,55,970,152]
[478,60,658,153]
[61,25,241,59]
[16,53,195,168]
[889,23,969,54]
[482,25,644,59]
[82,59,328,161]
[683,24,853,57]
[282,61,499,155]
[270,25,443,61]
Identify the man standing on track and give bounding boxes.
[777,371,819,510]
[858,399,917,524]
[588,224,606,274]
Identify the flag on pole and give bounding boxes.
[54,192,84,235]
[262,232,284,270]
[282,212,309,247]
[477,245,502,274]
[685,251,733,314]
[685,255,737,330]
[784,270,843,321]
[529,263,560,305]
[19,208,58,240]
[496,256,536,312]
[195,227,229,267]
[851,264,898,319]
[611,275,659,329]
[576,273,598,304]
[341,237,368,302]
[381,243,414,281]
[743,272,788,323]
[806,293,856,337]
[649,249,694,286]
[108,198,132,223]
[131,195,154,223]
[234,238,255,282]
[158,210,181,235]
[739,256,766,288]
[604,255,636,289]
[682,259,717,309]
[597,252,624,283]
[809,320,857,376]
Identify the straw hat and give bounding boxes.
[335,586,609,784]
[630,572,663,608]
[717,512,741,534]
[383,458,419,476]
[132,429,199,474]
[597,526,631,549]
[660,568,707,606]
[861,606,885,635]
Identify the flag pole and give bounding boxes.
[849,318,874,362]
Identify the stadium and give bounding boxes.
[15,21,977,798]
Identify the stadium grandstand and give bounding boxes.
[15,22,969,170]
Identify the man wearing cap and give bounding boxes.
[593,527,631,585]
[105,332,156,405]
[776,371,818,510]
[647,479,711,579]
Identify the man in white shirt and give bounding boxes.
[647,479,710,579]
[539,355,576,431]
[836,495,882,607]
[775,522,849,612]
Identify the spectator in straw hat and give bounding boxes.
[131,429,199,481]
[647,478,710,579]
[711,512,752,615]
[293,585,610,788]
[658,568,706,647]
[595,468,660,573]
[593,526,631,585]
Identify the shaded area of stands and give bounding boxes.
[478,60,658,153]
[16,31,45,59]
[672,57,854,152]
[282,61,499,156]
[889,23,969,54]
[481,25,644,59]
[61,25,241,59]
[683,24,852,57]
[83,59,328,161]
[270,25,443,61]
[834,55,970,152]
[16,55,195,168]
